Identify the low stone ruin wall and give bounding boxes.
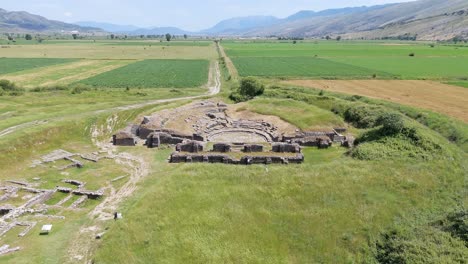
[112,133,136,146]
[243,144,264,153]
[176,141,204,153]
[272,143,301,153]
[147,132,185,148]
[170,153,304,165]
[212,143,231,153]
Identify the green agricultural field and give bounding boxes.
[231,57,392,78]
[223,41,468,79]
[79,59,210,88]
[223,41,468,57]
[0,58,77,75]
[329,57,468,79]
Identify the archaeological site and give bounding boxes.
[113,101,355,165]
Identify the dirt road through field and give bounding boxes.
[283,80,468,122]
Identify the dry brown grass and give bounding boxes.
[0,44,217,60]
[283,80,468,123]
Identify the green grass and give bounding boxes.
[94,147,465,263]
[447,80,468,88]
[243,98,345,130]
[232,57,390,78]
[0,58,76,75]
[79,59,210,88]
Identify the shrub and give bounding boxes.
[343,104,385,128]
[31,85,69,92]
[377,113,405,135]
[0,79,24,96]
[229,77,265,103]
[409,53,415,57]
[70,84,92,94]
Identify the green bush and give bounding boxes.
[0,79,24,96]
[343,104,385,128]
[376,211,468,264]
[229,77,265,103]
[377,113,405,135]
[31,85,69,92]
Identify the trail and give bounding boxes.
[0,61,221,139]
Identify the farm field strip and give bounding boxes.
[231,57,393,78]
[282,79,468,122]
[223,42,468,57]
[328,57,468,79]
[0,60,133,87]
[0,44,218,60]
[79,59,210,88]
[0,58,77,75]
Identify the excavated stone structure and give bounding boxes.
[212,143,231,153]
[176,141,204,153]
[272,143,301,153]
[243,144,264,153]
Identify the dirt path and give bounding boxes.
[283,79,468,123]
[217,42,239,78]
[0,61,221,139]
[67,116,150,263]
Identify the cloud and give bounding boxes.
[64,11,73,17]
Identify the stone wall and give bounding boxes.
[243,144,264,153]
[170,153,304,165]
[112,132,136,146]
[272,143,301,153]
[176,141,204,153]
[212,143,231,153]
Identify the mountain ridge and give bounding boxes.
[1,0,467,40]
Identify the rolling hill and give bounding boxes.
[0,8,101,33]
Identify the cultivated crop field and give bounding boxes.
[0,58,77,75]
[0,60,132,87]
[79,59,210,88]
[231,57,392,78]
[223,41,468,81]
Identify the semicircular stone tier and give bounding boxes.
[136,101,284,144]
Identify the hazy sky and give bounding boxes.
[2,0,414,30]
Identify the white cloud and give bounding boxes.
[64,11,73,17]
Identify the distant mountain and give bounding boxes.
[75,21,140,33]
[128,27,193,36]
[0,8,101,33]
[244,0,468,40]
[202,16,280,35]
[285,5,396,21]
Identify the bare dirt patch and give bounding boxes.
[283,80,468,122]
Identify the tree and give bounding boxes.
[336,36,342,41]
[25,34,32,40]
[110,34,115,40]
[325,35,331,40]
[72,34,78,40]
[165,33,172,42]
[183,34,188,40]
